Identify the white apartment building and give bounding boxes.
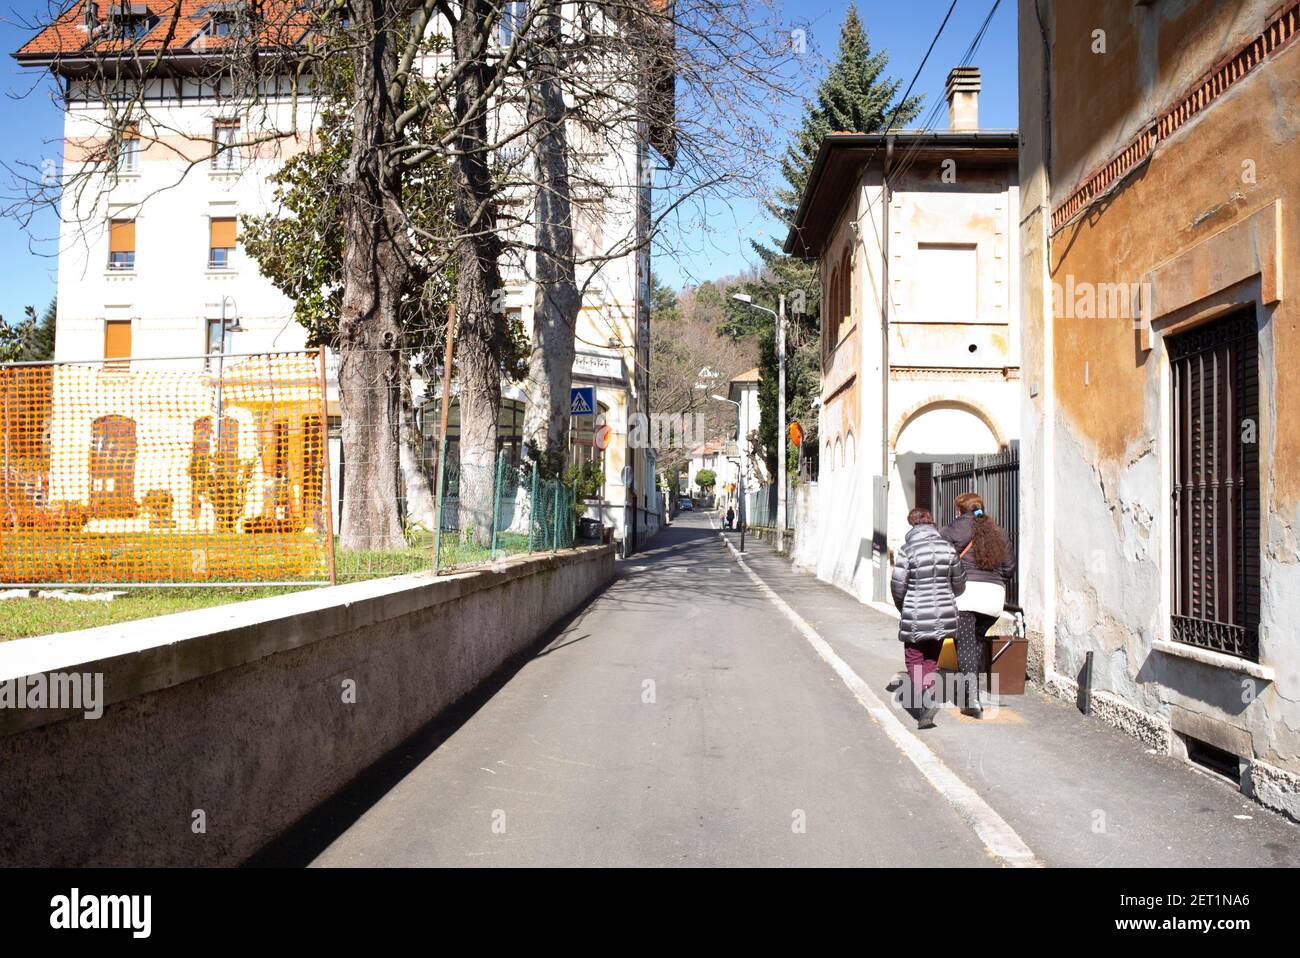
[14,2,669,545]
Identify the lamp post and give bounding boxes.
[212,295,242,443]
[710,393,744,553]
[731,292,786,552]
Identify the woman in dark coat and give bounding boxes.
[891,508,966,729]
[941,493,1016,718]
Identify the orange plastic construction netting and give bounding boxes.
[0,350,332,586]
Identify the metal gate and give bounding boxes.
[932,443,1020,605]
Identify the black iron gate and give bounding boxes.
[931,443,1020,605]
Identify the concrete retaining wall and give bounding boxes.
[0,545,615,866]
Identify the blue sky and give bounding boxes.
[653,0,1019,289]
[0,6,65,325]
[0,0,1017,323]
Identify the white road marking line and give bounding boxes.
[716,530,1043,868]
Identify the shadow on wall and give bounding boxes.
[1135,649,1254,721]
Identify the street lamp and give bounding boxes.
[710,393,745,554]
[730,292,788,552]
[213,295,242,442]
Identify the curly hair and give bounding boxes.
[907,507,934,526]
[955,493,1006,571]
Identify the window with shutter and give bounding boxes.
[209,217,237,268]
[104,320,132,367]
[1170,310,1260,661]
[840,248,852,339]
[826,265,840,351]
[108,219,135,270]
[914,461,934,514]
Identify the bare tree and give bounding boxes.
[648,275,758,480]
[334,3,421,550]
[518,1,579,465]
[4,0,804,549]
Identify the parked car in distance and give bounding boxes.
[677,498,694,511]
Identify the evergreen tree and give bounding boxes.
[27,299,56,361]
[730,4,921,479]
[768,4,921,227]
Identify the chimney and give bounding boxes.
[945,67,981,131]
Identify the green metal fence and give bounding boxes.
[433,447,578,574]
[745,480,796,532]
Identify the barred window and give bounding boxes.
[1170,310,1260,661]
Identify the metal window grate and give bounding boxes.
[1170,311,1260,661]
[931,445,1019,605]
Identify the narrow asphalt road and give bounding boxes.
[306,512,1000,867]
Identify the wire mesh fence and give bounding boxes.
[0,350,333,587]
[431,447,578,574]
[0,347,595,588]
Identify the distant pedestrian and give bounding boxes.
[941,493,1016,718]
[725,506,735,529]
[891,508,966,729]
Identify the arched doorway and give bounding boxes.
[89,415,137,519]
[889,401,1001,545]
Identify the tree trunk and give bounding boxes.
[522,7,581,461]
[336,6,413,551]
[398,367,436,531]
[451,1,505,543]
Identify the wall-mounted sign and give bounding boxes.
[573,352,624,381]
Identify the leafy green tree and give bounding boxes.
[695,468,717,493]
[240,97,351,350]
[0,312,31,364]
[0,300,55,363]
[731,4,921,479]
[241,60,461,358]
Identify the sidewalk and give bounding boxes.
[719,526,1298,867]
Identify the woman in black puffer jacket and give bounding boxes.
[891,508,966,729]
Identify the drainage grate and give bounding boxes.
[1183,735,1242,786]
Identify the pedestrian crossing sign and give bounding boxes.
[570,386,595,416]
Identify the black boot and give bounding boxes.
[960,676,983,718]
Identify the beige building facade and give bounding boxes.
[785,69,1020,603]
[1019,0,1300,817]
